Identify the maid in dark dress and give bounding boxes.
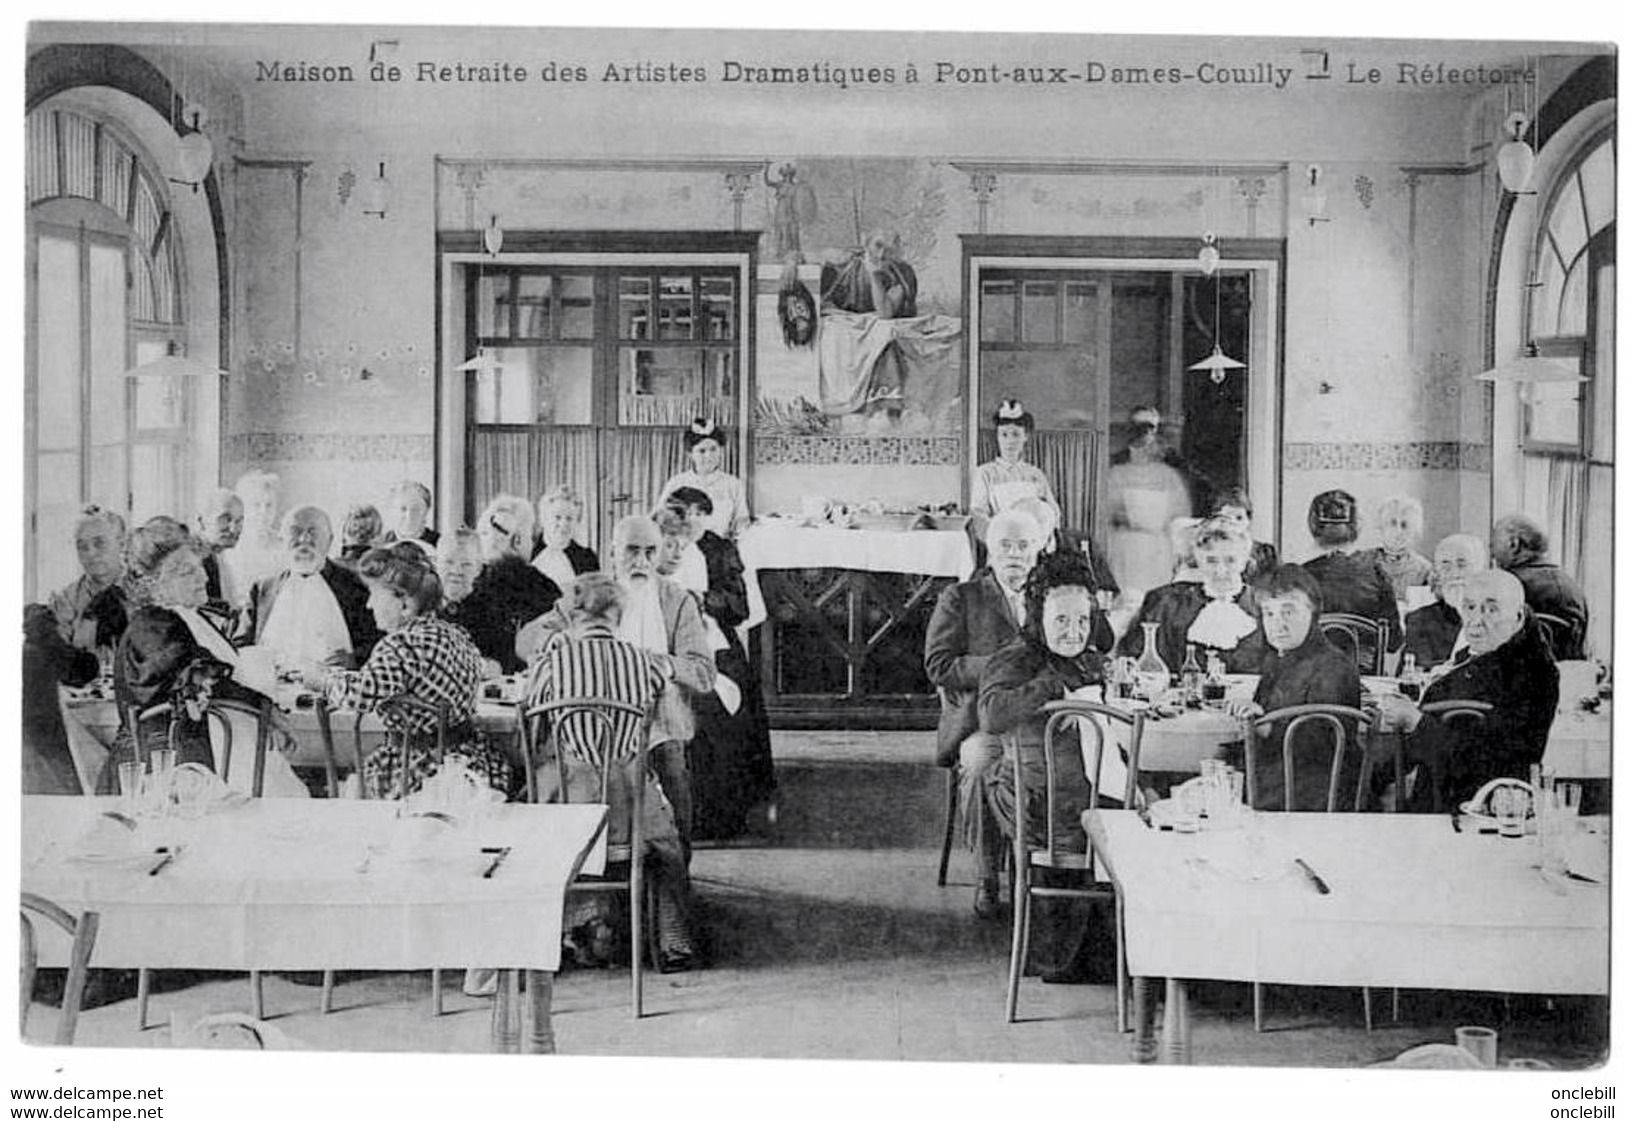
[662,487,775,839]
[1222,565,1362,812]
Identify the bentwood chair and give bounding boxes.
[321,696,453,1016]
[1242,703,1372,1032]
[1535,612,1581,659]
[132,698,274,1030]
[520,696,654,1019]
[20,893,101,1045]
[1007,699,1144,1028]
[1319,614,1392,676]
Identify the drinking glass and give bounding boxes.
[118,761,144,814]
[1455,1025,1498,1068]
[1493,787,1528,839]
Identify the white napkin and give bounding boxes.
[714,674,742,716]
[1186,598,1258,650]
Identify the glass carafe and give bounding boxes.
[1135,622,1172,699]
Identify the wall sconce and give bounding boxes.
[170,104,213,193]
[1305,165,1331,226]
[1496,112,1537,195]
[362,161,391,219]
[483,214,505,256]
[1195,232,1221,277]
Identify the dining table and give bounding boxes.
[1082,808,1610,1064]
[22,794,607,1053]
[57,681,524,793]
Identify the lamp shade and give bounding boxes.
[1188,344,1246,384]
[175,129,213,186]
[1476,344,1588,385]
[124,353,228,379]
[483,216,505,256]
[1196,234,1221,277]
[1497,139,1536,194]
[455,349,504,373]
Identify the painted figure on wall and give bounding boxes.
[764,162,817,259]
[817,230,957,433]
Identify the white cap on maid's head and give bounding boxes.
[996,399,1026,422]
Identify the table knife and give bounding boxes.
[147,847,178,877]
[1294,857,1331,894]
[481,846,511,878]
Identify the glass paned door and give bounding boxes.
[465,263,743,556]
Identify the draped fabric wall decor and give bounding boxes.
[472,427,731,552]
[976,429,1102,539]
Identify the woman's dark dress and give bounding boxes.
[1223,631,1362,811]
[687,530,776,839]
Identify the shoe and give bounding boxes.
[973,880,1000,920]
[657,947,703,974]
[462,968,498,998]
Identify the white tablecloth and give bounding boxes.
[23,796,606,973]
[1085,810,1608,995]
[738,523,975,580]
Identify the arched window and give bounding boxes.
[1511,121,1614,661]
[26,103,195,593]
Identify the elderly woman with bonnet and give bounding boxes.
[469,494,562,673]
[978,547,1118,981]
[302,542,511,800]
[1117,516,1268,674]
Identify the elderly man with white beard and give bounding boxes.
[1375,568,1559,812]
[1400,533,1488,670]
[239,505,380,670]
[521,514,716,852]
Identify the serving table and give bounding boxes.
[738,521,975,727]
[1083,809,1609,1064]
[22,795,607,1053]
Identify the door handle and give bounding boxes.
[609,493,632,504]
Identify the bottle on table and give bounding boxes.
[1201,651,1228,710]
[1398,652,1423,701]
[1180,643,1203,709]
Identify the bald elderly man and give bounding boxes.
[240,505,380,668]
[195,487,245,610]
[1401,533,1488,670]
[1378,569,1558,812]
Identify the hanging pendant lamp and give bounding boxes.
[1188,272,1246,385]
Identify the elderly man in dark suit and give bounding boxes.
[1491,513,1589,659]
[240,505,380,668]
[1375,569,1559,812]
[925,509,1048,917]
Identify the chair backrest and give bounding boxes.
[310,697,342,798]
[1319,614,1390,676]
[521,697,652,864]
[136,698,271,797]
[1420,699,1493,726]
[1244,703,1372,812]
[20,892,100,1045]
[1016,699,1145,861]
[1534,612,1579,658]
[520,697,650,804]
[354,697,452,800]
